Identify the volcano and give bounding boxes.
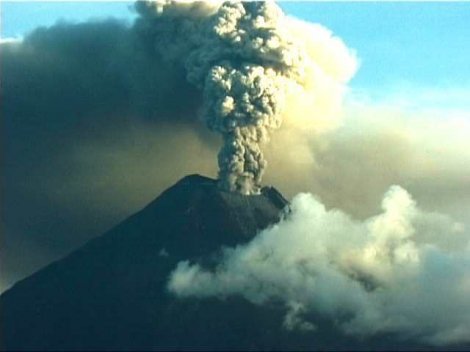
[0,175,455,351]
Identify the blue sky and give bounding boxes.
[2,1,470,99]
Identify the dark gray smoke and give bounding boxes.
[0,18,216,291]
[134,0,353,194]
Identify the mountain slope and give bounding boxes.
[1,175,292,350]
[1,175,460,351]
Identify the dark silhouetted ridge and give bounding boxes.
[1,174,290,351]
[1,175,461,351]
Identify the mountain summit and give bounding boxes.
[1,175,293,350]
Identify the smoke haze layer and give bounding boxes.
[1,18,216,291]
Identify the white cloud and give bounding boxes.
[0,36,22,44]
[168,185,470,346]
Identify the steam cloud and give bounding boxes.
[169,186,470,345]
[135,0,355,194]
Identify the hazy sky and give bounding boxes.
[2,1,470,96]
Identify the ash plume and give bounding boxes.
[135,1,321,194]
[1,0,356,291]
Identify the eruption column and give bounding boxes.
[136,0,308,194]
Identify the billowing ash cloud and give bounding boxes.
[134,0,355,194]
[1,0,356,291]
[0,17,213,292]
[3,5,469,331]
[169,186,470,345]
